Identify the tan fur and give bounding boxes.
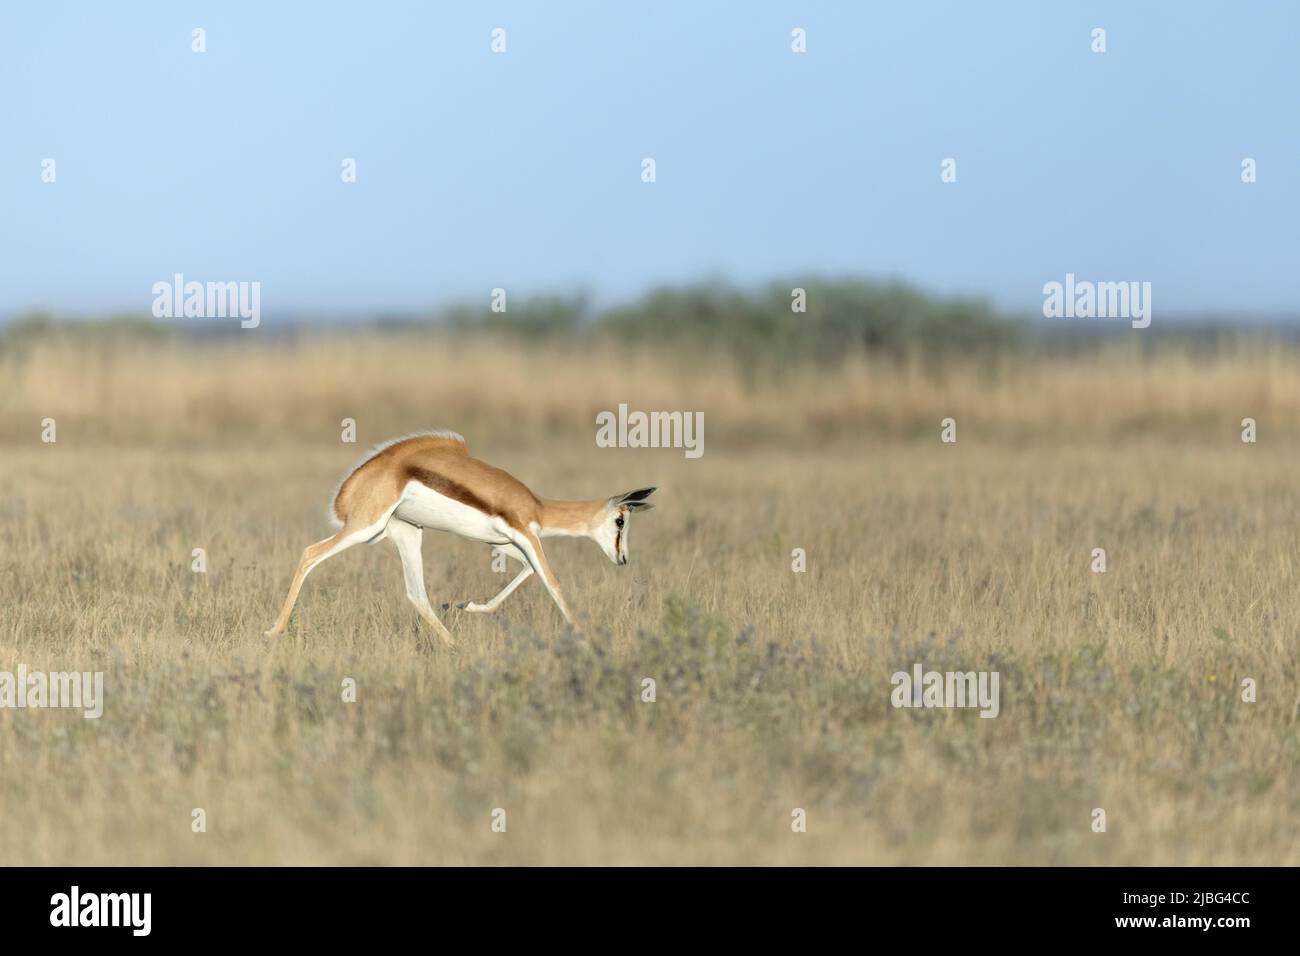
[333,433,605,535]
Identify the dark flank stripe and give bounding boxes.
[406,467,499,518]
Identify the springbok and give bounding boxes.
[264,431,656,643]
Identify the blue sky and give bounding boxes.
[1,1,1296,320]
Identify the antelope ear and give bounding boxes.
[624,501,655,512]
[612,487,657,505]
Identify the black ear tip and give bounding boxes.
[613,486,659,506]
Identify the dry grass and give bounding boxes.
[1,334,1298,864]
[5,332,1300,445]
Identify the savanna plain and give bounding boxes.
[2,328,1298,864]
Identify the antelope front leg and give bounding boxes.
[459,565,533,613]
[510,531,575,626]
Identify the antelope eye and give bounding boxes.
[615,516,625,528]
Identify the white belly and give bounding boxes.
[393,480,508,544]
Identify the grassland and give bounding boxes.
[1,332,1298,864]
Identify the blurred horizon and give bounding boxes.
[2,1,1296,323]
[8,274,1300,346]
